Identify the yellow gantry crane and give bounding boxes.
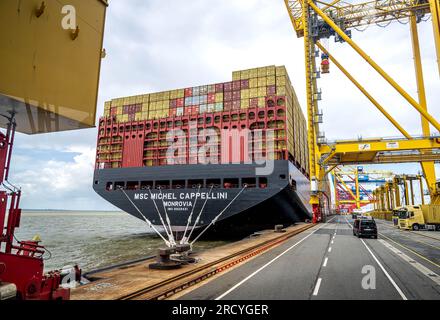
[284,0,440,222]
[332,166,394,212]
[372,174,425,221]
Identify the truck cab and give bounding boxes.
[392,207,407,228]
[398,205,440,231]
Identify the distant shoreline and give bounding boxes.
[21,210,126,217]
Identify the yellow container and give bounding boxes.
[232,71,241,81]
[249,68,258,78]
[170,90,177,99]
[276,66,287,76]
[142,94,150,103]
[258,97,266,107]
[116,106,123,115]
[240,69,250,80]
[142,112,149,120]
[267,66,276,76]
[118,114,128,122]
[177,89,185,98]
[267,76,276,86]
[150,93,159,102]
[249,78,258,88]
[277,76,286,86]
[258,77,267,87]
[241,99,250,108]
[112,98,123,107]
[241,89,250,99]
[163,91,170,100]
[142,102,149,112]
[104,101,111,111]
[249,88,258,98]
[277,86,287,95]
[215,93,224,102]
[258,87,267,97]
[258,67,267,77]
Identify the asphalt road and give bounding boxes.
[180,216,440,300]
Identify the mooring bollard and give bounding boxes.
[274,225,286,233]
[149,247,182,270]
[171,244,196,264]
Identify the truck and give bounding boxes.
[397,205,440,231]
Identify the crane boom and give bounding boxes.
[285,0,431,38]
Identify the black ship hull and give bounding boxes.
[93,160,311,239]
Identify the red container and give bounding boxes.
[128,113,135,121]
[224,101,233,110]
[176,98,184,107]
[208,93,216,104]
[224,82,233,92]
[241,80,250,89]
[233,80,241,91]
[111,107,118,116]
[232,91,241,100]
[250,98,258,107]
[185,88,193,97]
[267,85,276,95]
[170,99,177,108]
[215,83,224,93]
[170,108,177,116]
[224,91,233,101]
[232,100,241,110]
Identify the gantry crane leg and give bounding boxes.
[410,12,439,204]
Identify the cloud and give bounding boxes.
[6,0,439,210]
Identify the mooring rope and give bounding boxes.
[119,188,170,247]
[181,185,214,244]
[185,185,214,244]
[180,184,202,244]
[148,187,176,246]
[190,185,247,246]
[158,188,177,246]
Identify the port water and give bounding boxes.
[16,210,230,272]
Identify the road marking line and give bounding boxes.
[379,233,440,269]
[379,239,440,286]
[344,216,407,300]
[313,278,322,296]
[360,239,407,300]
[328,247,332,253]
[331,240,334,244]
[214,217,337,300]
[323,257,328,267]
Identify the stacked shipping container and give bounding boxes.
[98,66,310,176]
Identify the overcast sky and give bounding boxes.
[10,0,440,210]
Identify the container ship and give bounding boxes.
[94,66,313,238]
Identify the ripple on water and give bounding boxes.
[15,211,230,271]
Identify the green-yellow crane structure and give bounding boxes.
[284,0,440,222]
